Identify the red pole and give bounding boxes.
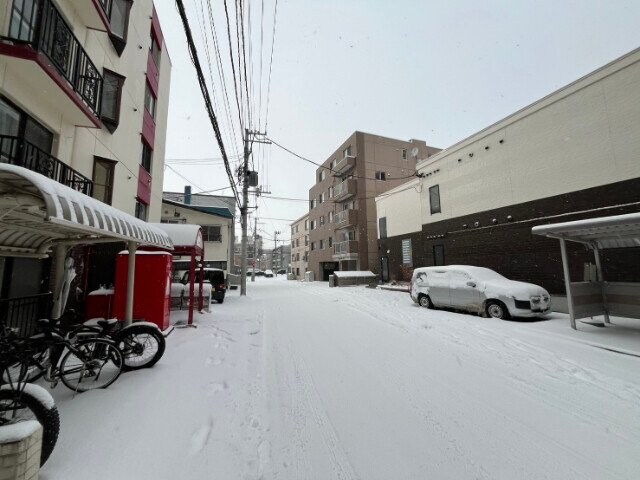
[188,252,195,326]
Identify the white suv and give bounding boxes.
[410,265,550,319]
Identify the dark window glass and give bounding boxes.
[9,0,38,42]
[429,184,441,214]
[433,244,445,266]
[23,117,53,153]
[92,157,116,204]
[144,83,156,118]
[202,226,222,242]
[379,217,387,239]
[150,31,161,66]
[375,171,386,181]
[141,141,153,173]
[0,98,22,136]
[135,199,148,221]
[110,0,129,39]
[101,70,125,131]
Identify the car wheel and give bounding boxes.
[418,294,432,308]
[486,301,510,319]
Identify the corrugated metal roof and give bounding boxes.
[532,212,640,249]
[0,164,172,256]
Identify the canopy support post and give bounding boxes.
[188,252,195,326]
[125,241,138,327]
[593,246,611,324]
[559,237,576,330]
[198,256,204,312]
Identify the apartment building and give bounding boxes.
[270,244,291,273]
[0,0,171,309]
[290,213,309,279]
[308,131,440,281]
[376,47,640,293]
[161,198,234,274]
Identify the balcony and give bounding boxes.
[334,209,358,228]
[0,135,93,195]
[0,0,103,127]
[333,240,358,260]
[332,155,356,176]
[332,178,356,201]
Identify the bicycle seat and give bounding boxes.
[84,318,118,329]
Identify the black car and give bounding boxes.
[181,268,226,303]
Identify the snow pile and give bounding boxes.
[0,420,41,444]
[333,270,376,278]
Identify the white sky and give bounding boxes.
[155,0,640,240]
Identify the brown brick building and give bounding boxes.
[307,131,440,281]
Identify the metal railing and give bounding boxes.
[0,135,93,195]
[332,155,356,175]
[334,240,358,255]
[334,209,356,225]
[5,0,103,117]
[333,179,355,198]
[0,293,53,338]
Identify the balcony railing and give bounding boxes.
[334,240,358,256]
[334,209,358,227]
[333,178,356,200]
[0,135,93,195]
[0,292,53,338]
[5,0,103,117]
[332,155,356,176]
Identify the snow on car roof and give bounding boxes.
[413,265,506,279]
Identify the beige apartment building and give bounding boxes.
[290,213,309,279]
[308,131,440,281]
[0,0,171,309]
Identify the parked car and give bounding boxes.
[181,268,226,304]
[409,265,550,319]
[246,270,264,276]
[264,269,274,278]
[277,269,286,275]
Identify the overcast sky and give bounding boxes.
[156,0,640,241]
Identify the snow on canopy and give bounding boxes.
[150,223,204,249]
[333,271,376,277]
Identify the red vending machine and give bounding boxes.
[113,251,172,330]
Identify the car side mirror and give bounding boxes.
[466,281,476,288]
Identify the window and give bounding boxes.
[331,158,337,168]
[304,219,309,230]
[202,226,222,242]
[305,235,309,246]
[291,227,295,235]
[9,0,38,42]
[296,239,300,247]
[92,157,116,205]
[433,245,445,266]
[0,97,53,153]
[402,148,407,160]
[319,193,324,204]
[108,0,133,55]
[329,186,334,198]
[144,82,157,119]
[319,216,325,226]
[319,240,324,249]
[343,145,352,158]
[310,199,316,210]
[375,171,386,181]
[379,217,387,239]
[135,199,148,221]
[328,211,334,223]
[150,31,161,66]
[319,170,326,182]
[429,184,441,214]
[402,238,413,266]
[101,70,125,132]
[141,141,153,173]
[311,242,316,251]
[328,237,333,247]
[296,225,299,233]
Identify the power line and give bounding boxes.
[175,0,241,209]
[264,0,279,132]
[267,137,419,182]
[223,0,245,133]
[259,181,423,204]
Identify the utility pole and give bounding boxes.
[240,130,271,296]
[251,215,258,282]
[274,230,281,273]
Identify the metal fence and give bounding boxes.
[0,293,53,338]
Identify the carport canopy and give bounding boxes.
[0,164,173,324]
[532,212,640,329]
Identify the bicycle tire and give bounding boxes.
[117,325,166,371]
[0,387,60,466]
[59,338,123,392]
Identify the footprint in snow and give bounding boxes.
[189,419,213,456]
[208,381,228,396]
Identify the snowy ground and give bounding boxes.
[41,277,640,480]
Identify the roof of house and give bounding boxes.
[162,198,233,219]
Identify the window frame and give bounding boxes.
[429,184,441,214]
[100,69,126,132]
[135,199,148,221]
[144,82,157,119]
[375,171,386,181]
[202,225,222,242]
[108,0,133,56]
[141,141,153,173]
[92,156,117,205]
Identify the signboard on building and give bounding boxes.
[402,238,412,265]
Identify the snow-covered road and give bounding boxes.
[42,278,640,479]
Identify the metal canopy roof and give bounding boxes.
[150,223,203,255]
[532,212,640,249]
[0,164,173,257]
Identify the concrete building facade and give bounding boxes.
[376,47,640,293]
[308,131,440,281]
[290,213,309,279]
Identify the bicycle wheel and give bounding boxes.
[0,385,60,466]
[117,325,166,371]
[59,338,123,392]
